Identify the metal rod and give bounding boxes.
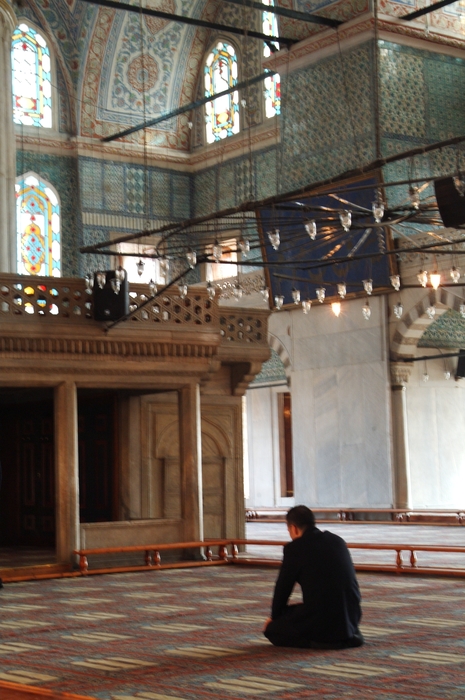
[80,132,465,255]
[219,0,341,28]
[79,0,295,45]
[400,0,459,21]
[102,71,277,142]
[396,351,465,363]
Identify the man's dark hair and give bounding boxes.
[286,505,315,531]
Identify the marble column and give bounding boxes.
[179,382,204,542]
[55,382,79,563]
[0,0,17,272]
[390,363,412,509]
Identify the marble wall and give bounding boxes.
[249,296,394,509]
[245,384,294,509]
[405,367,465,509]
[389,283,465,509]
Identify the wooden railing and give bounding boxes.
[0,273,270,348]
[246,507,465,525]
[72,538,465,578]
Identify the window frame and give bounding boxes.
[204,39,241,144]
[15,171,61,278]
[11,20,59,133]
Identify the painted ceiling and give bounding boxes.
[17,0,327,149]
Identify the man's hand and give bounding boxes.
[263,617,272,632]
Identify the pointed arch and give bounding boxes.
[15,172,61,277]
[268,332,291,378]
[391,288,464,358]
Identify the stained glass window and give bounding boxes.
[263,0,281,118]
[204,41,239,143]
[15,174,61,277]
[12,23,52,128]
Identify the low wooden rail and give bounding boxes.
[73,538,465,578]
[246,507,465,524]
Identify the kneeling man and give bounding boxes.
[263,505,364,649]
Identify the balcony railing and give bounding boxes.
[0,274,269,346]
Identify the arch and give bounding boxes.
[391,288,464,358]
[268,332,291,378]
[15,172,61,277]
[12,21,52,128]
[204,39,240,143]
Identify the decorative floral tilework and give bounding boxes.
[419,309,465,349]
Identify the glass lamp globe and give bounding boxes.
[363,279,373,295]
[186,250,197,269]
[390,275,401,291]
[362,301,371,320]
[305,220,317,240]
[110,278,121,295]
[316,287,325,303]
[393,302,403,319]
[302,299,312,314]
[85,273,94,291]
[417,270,428,288]
[96,271,106,289]
[274,295,284,310]
[136,259,145,276]
[372,200,384,223]
[268,229,280,251]
[409,186,421,210]
[450,267,460,283]
[115,266,126,282]
[339,210,352,232]
[239,238,250,254]
[207,281,216,300]
[178,283,188,299]
[292,288,301,305]
[261,286,270,302]
[337,283,346,299]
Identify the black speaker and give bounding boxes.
[455,350,465,379]
[434,177,465,228]
[92,270,129,321]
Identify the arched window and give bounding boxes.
[262,0,281,118]
[15,173,61,277]
[12,23,52,128]
[204,41,239,143]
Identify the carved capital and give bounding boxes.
[390,362,412,387]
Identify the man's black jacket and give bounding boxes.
[271,526,362,642]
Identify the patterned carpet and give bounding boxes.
[0,564,465,699]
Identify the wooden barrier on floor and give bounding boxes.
[246,507,465,524]
[71,538,465,579]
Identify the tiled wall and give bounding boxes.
[379,41,465,208]
[79,158,192,220]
